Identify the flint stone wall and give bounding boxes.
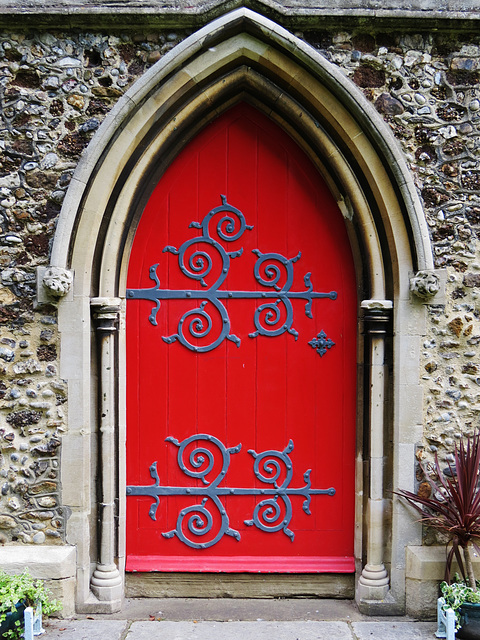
[0,14,479,545]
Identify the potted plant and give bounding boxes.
[0,569,60,639]
[396,431,480,639]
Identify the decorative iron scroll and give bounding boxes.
[126,434,335,549]
[126,195,337,352]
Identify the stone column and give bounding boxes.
[90,298,123,609]
[358,299,392,602]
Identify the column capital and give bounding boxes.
[90,297,121,332]
[361,299,393,335]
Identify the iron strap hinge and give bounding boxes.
[126,434,335,549]
[127,195,337,353]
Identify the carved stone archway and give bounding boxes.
[46,8,439,613]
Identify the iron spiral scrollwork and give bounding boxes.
[244,441,296,540]
[126,195,337,353]
[162,434,241,548]
[126,434,335,549]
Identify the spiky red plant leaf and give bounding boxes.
[395,432,480,583]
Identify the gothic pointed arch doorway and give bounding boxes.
[49,7,438,613]
[125,103,357,576]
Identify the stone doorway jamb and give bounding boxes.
[90,298,123,609]
[358,299,393,601]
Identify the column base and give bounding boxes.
[356,590,404,616]
[357,564,389,600]
[90,564,123,607]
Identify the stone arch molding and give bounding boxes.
[47,8,440,613]
[52,8,435,288]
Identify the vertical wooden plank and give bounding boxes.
[255,126,289,459]
[222,115,258,531]
[196,126,228,449]
[165,156,200,545]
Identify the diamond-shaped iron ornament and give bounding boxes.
[309,330,335,357]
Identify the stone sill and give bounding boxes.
[0,545,75,579]
[0,546,76,618]
[407,545,480,582]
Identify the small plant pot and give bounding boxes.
[0,602,25,639]
[457,602,480,640]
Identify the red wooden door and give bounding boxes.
[126,103,356,573]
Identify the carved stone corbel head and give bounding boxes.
[410,271,440,300]
[42,266,74,298]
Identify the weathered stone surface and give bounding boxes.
[416,482,431,500]
[421,187,449,208]
[37,344,57,361]
[352,622,435,640]
[375,92,404,115]
[6,410,41,427]
[447,317,464,336]
[42,267,73,298]
[462,172,480,190]
[44,620,129,639]
[66,94,85,110]
[29,481,57,494]
[127,621,354,640]
[353,65,385,87]
[464,273,480,287]
[0,545,76,580]
[0,515,16,528]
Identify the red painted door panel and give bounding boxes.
[126,103,356,572]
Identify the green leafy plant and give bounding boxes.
[396,432,480,592]
[0,569,60,639]
[440,579,480,630]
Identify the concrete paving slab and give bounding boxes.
[351,621,437,639]
[45,619,128,639]
[42,612,439,640]
[77,597,402,622]
[125,621,355,640]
